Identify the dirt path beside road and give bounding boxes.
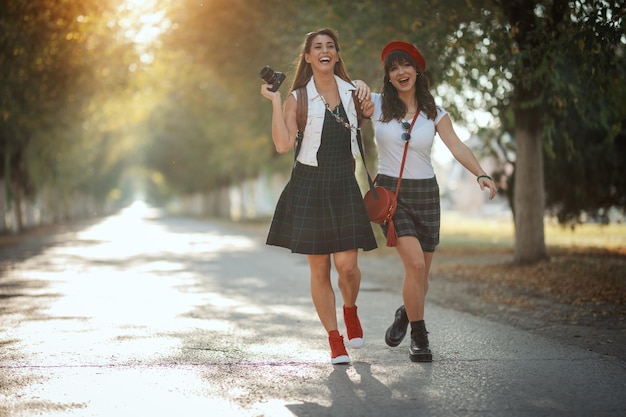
[360,244,626,361]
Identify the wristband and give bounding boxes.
[476,175,492,183]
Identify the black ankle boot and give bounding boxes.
[409,320,432,362]
[385,305,409,347]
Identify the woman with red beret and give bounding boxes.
[370,41,498,362]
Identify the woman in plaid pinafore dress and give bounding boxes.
[260,29,376,365]
[266,101,376,255]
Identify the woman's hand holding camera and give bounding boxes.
[260,84,281,102]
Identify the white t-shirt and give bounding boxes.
[371,93,447,179]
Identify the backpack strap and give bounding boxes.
[295,87,307,135]
[293,87,307,160]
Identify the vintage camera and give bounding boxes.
[259,65,286,92]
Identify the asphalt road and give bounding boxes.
[1,203,625,417]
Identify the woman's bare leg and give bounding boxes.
[395,236,432,321]
[333,249,360,308]
[307,254,337,332]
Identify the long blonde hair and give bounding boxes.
[289,28,353,93]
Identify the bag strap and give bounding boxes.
[393,112,418,195]
[358,112,417,199]
[356,128,378,197]
[353,90,364,123]
[353,91,381,198]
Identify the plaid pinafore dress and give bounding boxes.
[266,103,377,254]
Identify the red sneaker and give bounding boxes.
[343,306,364,349]
[328,330,350,365]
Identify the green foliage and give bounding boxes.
[2,0,624,230]
[0,0,145,225]
[544,112,626,225]
[420,0,626,226]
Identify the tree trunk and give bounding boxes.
[11,173,24,233]
[0,179,7,233]
[513,107,548,264]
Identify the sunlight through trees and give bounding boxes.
[1,0,624,264]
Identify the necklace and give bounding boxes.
[319,95,357,131]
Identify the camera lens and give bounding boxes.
[259,66,277,84]
[259,66,286,92]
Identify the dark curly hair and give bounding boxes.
[380,50,437,123]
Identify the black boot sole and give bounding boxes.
[409,352,432,362]
[385,328,404,347]
[384,306,408,347]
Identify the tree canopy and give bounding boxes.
[1,0,624,264]
[0,0,145,228]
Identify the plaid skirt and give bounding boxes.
[267,162,378,255]
[376,174,440,252]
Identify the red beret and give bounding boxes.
[381,41,426,73]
